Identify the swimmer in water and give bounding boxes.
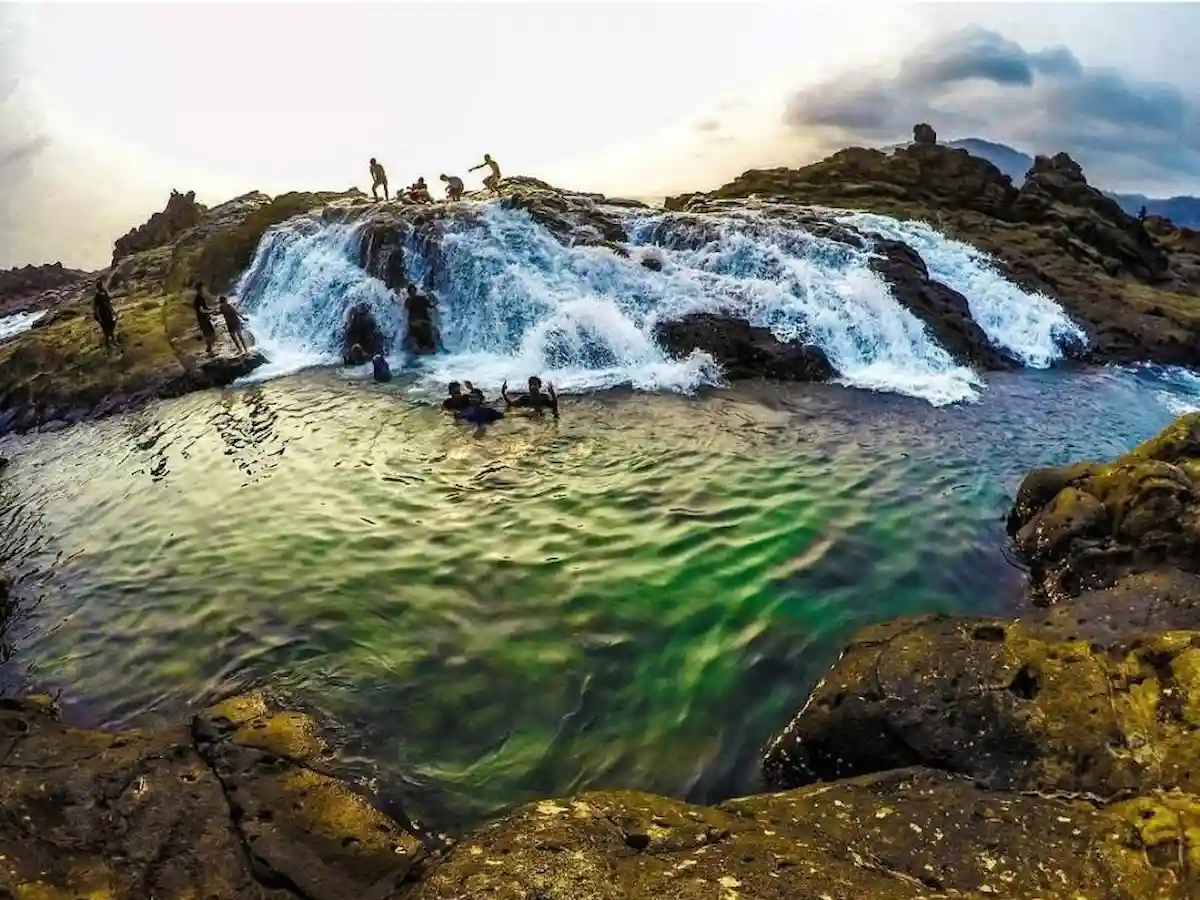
[501,375,559,419]
[441,381,470,412]
[463,387,504,427]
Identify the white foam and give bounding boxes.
[0,310,47,342]
[838,212,1085,367]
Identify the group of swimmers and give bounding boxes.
[440,376,559,426]
[368,155,501,203]
[90,278,249,357]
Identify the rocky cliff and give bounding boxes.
[111,189,208,266]
[0,261,90,316]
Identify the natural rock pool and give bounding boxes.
[1,364,1197,830]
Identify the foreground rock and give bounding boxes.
[0,692,425,899]
[670,141,1200,367]
[4,692,1194,898]
[655,312,834,381]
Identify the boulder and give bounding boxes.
[654,312,834,382]
[342,303,388,364]
[869,238,1015,370]
[912,122,937,145]
[1006,413,1200,602]
[762,614,1200,799]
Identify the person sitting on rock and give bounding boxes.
[407,178,433,204]
[217,296,250,355]
[369,158,389,201]
[441,173,465,201]
[501,375,558,419]
[372,353,392,383]
[403,283,438,354]
[441,381,470,412]
[469,154,502,193]
[92,278,119,350]
[463,387,504,427]
[193,282,217,357]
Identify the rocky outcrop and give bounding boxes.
[112,190,208,265]
[0,262,90,315]
[869,238,1016,370]
[342,304,388,364]
[0,692,425,899]
[655,312,833,382]
[912,122,937,145]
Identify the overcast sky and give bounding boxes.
[4,2,1200,271]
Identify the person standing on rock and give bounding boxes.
[193,282,217,357]
[469,154,501,193]
[92,278,119,350]
[217,296,250,355]
[440,173,465,201]
[369,158,389,201]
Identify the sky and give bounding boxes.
[4,1,1200,271]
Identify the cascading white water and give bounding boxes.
[837,212,1086,367]
[232,199,1084,406]
[0,310,46,342]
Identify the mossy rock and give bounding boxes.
[762,614,1200,799]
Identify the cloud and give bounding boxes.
[781,25,1200,193]
[0,133,50,171]
[695,119,722,133]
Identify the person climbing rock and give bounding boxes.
[501,376,559,419]
[372,353,392,383]
[403,283,438,354]
[408,177,433,203]
[463,388,504,427]
[441,173,465,201]
[369,158,389,201]
[92,278,118,349]
[441,381,470,412]
[193,282,217,357]
[470,154,501,193]
[217,296,250,355]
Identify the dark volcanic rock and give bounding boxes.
[342,303,388,364]
[655,312,834,382]
[912,122,937,145]
[762,614,1200,799]
[0,262,90,313]
[113,190,208,265]
[870,237,1015,370]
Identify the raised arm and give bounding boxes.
[469,162,484,172]
[547,383,559,419]
[501,380,513,407]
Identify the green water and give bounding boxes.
[0,366,1190,828]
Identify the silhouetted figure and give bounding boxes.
[92,278,118,349]
[463,388,504,427]
[1139,205,1148,221]
[372,353,392,382]
[346,343,368,366]
[441,173,465,201]
[369,158,389,201]
[404,283,438,354]
[218,296,250,355]
[408,177,433,203]
[193,282,217,356]
[441,381,470,412]
[470,154,501,192]
[502,375,559,419]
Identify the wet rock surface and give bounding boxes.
[654,312,834,382]
[342,303,389,364]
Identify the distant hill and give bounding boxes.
[942,138,1200,229]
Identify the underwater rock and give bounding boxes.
[654,312,834,382]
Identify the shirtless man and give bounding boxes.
[369,158,389,201]
[440,173,465,201]
[469,154,501,193]
[408,177,433,203]
[501,376,559,419]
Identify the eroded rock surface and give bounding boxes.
[0,692,424,899]
[113,190,208,265]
